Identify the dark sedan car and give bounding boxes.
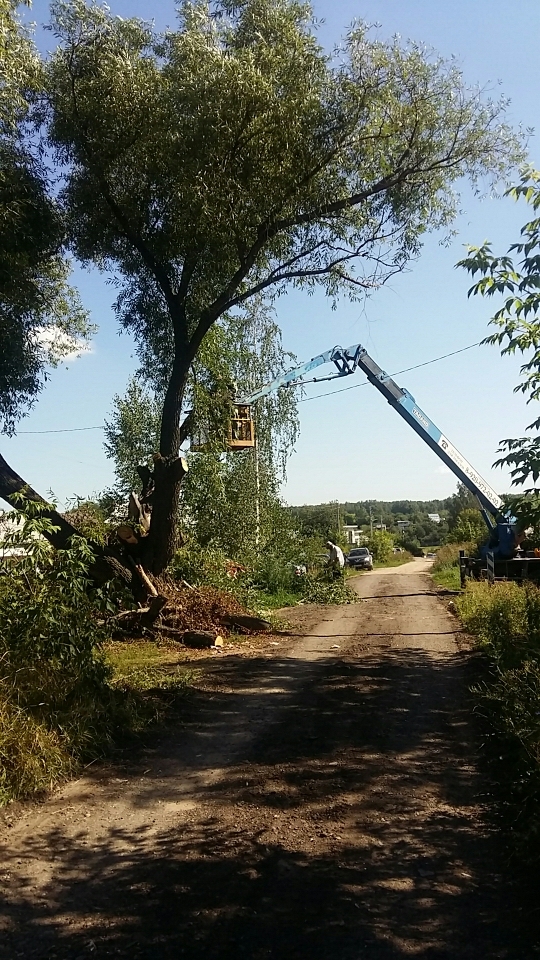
[346,547,373,570]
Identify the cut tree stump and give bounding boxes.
[182,630,217,648]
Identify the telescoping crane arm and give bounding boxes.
[241,343,503,521]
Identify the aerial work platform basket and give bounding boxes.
[189,404,255,452]
[229,404,255,449]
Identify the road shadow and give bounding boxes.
[1,649,538,959]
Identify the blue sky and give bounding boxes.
[5,0,540,508]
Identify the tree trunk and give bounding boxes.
[0,452,144,597]
[142,333,192,575]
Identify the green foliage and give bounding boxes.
[455,580,540,668]
[0,504,110,714]
[0,0,92,434]
[299,574,359,605]
[399,537,424,557]
[63,499,109,544]
[0,503,110,798]
[446,507,486,545]
[378,550,415,568]
[103,379,161,499]
[431,541,472,590]
[455,579,540,856]
[46,0,522,323]
[0,1,40,125]
[0,501,193,803]
[458,170,540,524]
[432,541,472,573]
[291,502,343,543]
[42,0,522,565]
[171,543,235,590]
[368,530,394,563]
[294,495,454,547]
[0,696,75,804]
[103,300,300,568]
[446,482,480,527]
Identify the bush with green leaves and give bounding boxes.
[299,574,359,605]
[432,542,475,573]
[400,537,424,557]
[0,503,113,725]
[62,499,109,545]
[368,530,394,563]
[456,580,540,669]
[0,503,121,800]
[171,543,237,591]
[445,508,486,546]
[455,579,540,857]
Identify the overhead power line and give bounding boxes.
[297,341,481,403]
[18,424,105,435]
[15,340,482,433]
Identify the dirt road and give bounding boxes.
[0,560,537,959]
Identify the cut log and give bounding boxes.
[171,456,189,482]
[157,624,185,637]
[140,595,167,627]
[134,563,159,598]
[182,629,216,648]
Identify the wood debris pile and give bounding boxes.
[157,580,251,637]
[109,578,271,642]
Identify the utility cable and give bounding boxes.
[17,425,105,435]
[297,340,481,403]
[14,340,482,433]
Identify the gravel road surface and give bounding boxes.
[0,559,537,959]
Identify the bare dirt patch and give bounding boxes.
[0,560,538,959]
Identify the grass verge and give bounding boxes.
[374,551,414,569]
[0,641,196,807]
[452,579,540,860]
[430,542,473,591]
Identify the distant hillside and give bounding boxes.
[289,486,482,548]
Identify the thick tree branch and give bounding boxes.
[0,451,145,596]
[66,49,178,312]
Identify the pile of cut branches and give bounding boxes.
[108,578,271,642]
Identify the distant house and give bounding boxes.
[374,522,386,532]
[0,512,42,559]
[396,520,411,530]
[427,513,441,524]
[343,524,367,546]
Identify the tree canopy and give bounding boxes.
[33,0,526,570]
[0,0,91,434]
[459,169,540,523]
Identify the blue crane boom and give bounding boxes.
[241,343,503,520]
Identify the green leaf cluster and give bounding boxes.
[44,0,523,438]
[445,507,485,546]
[0,0,92,434]
[368,529,394,562]
[458,170,540,510]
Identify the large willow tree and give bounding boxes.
[36,0,522,573]
[0,0,89,434]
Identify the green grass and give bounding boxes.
[429,542,474,593]
[451,580,540,861]
[247,587,300,611]
[0,640,198,807]
[432,566,461,590]
[374,551,414,569]
[0,696,76,805]
[105,640,199,692]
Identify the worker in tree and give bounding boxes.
[326,540,345,579]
